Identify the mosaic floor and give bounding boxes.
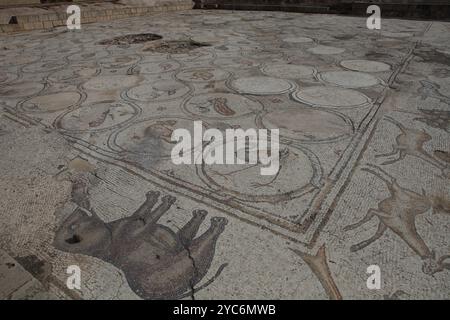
[0,10,449,299]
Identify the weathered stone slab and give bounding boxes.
[0,0,194,33]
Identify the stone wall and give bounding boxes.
[0,0,184,5]
[195,0,450,19]
[0,0,194,33]
[0,0,41,6]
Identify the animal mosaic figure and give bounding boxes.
[434,150,450,165]
[418,80,450,105]
[208,147,290,190]
[290,245,342,300]
[54,191,228,299]
[384,290,409,300]
[160,62,175,72]
[87,103,133,129]
[376,116,449,178]
[144,120,178,144]
[193,97,236,116]
[414,108,450,133]
[210,97,236,116]
[88,109,112,128]
[192,70,214,81]
[250,148,290,189]
[344,165,450,275]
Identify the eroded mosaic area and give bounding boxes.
[0,10,449,300]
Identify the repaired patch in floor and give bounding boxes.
[98,33,163,45]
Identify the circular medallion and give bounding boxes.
[170,51,214,62]
[0,71,8,83]
[213,57,260,69]
[229,77,296,95]
[198,142,320,203]
[14,54,40,66]
[175,67,230,83]
[48,66,99,83]
[126,79,191,102]
[55,100,138,132]
[19,91,82,113]
[22,60,67,73]
[83,75,141,91]
[241,49,282,60]
[318,71,381,88]
[292,86,372,108]
[0,71,17,84]
[110,117,204,165]
[191,35,224,44]
[135,61,181,74]
[259,107,353,143]
[381,32,413,38]
[0,82,44,99]
[261,64,316,79]
[68,50,109,62]
[282,37,314,44]
[99,55,140,69]
[340,60,391,73]
[308,46,345,55]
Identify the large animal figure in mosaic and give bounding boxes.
[54,190,228,299]
[344,165,450,275]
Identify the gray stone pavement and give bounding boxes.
[0,10,449,299]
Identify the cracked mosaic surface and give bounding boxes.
[0,10,449,299]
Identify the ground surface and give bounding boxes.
[0,10,449,299]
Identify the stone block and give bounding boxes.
[0,250,32,299]
[42,21,53,29]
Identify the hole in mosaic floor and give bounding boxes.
[65,234,82,244]
[142,40,211,54]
